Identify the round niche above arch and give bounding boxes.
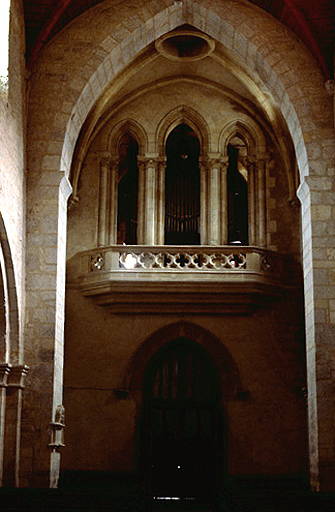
[155,28,215,62]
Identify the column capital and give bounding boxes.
[0,363,11,387]
[7,365,29,389]
[95,151,112,167]
[138,155,163,170]
[199,155,228,171]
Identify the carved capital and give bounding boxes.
[7,365,29,389]
[0,363,11,387]
[96,151,112,167]
[137,156,160,171]
[200,155,229,172]
[110,156,120,169]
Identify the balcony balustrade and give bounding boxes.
[67,245,296,314]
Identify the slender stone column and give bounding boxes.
[137,158,146,245]
[0,363,11,486]
[205,155,228,246]
[97,155,111,247]
[199,159,209,245]
[3,365,28,487]
[220,157,229,245]
[157,158,166,245]
[256,156,268,247]
[246,157,257,246]
[208,155,221,245]
[138,156,159,245]
[108,157,119,245]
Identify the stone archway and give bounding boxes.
[25,0,335,489]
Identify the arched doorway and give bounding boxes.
[141,338,224,501]
[165,124,201,245]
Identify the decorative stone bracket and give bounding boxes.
[49,405,65,451]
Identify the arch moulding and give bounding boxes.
[156,105,210,156]
[107,119,148,156]
[59,0,332,186]
[124,321,242,400]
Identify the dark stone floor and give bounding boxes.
[1,475,335,511]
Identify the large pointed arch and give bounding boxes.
[25,0,335,490]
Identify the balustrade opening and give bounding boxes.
[141,338,224,501]
[117,133,139,244]
[165,124,201,245]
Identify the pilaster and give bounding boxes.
[23,169,71,487]
[0,363,11,486]
[3,365,28,487]
[297,175,335,491]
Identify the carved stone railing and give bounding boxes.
[82,245,282,273]
[67,245,291,313]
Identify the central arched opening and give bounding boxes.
[141,338,224,502]
[165,124,201,245]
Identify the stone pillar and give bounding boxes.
[21,171,72,487]
[255,156,268,247]
[137,157,146,245]
[298,176,335,491]
[199,158,209,245]
[108,157,119,245]
[208,155,221,246]
[246,157,257,246]
[220,157,229,245]
[157,158,166,245]
[97,155,111,247]
[138,156,160,245]
[203,155,228,246]
[3,365,28,487]
[0,363,11,485]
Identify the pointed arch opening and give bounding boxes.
[227,136,249,245]
[141,337,224,501]
[164,124,201,245]
[117,132,139,245]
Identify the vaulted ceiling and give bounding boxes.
[23,0,334,78]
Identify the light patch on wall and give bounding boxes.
[0,0,10,82]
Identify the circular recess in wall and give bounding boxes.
[155,30,215,61]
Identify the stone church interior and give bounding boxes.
[0,0,334,510]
